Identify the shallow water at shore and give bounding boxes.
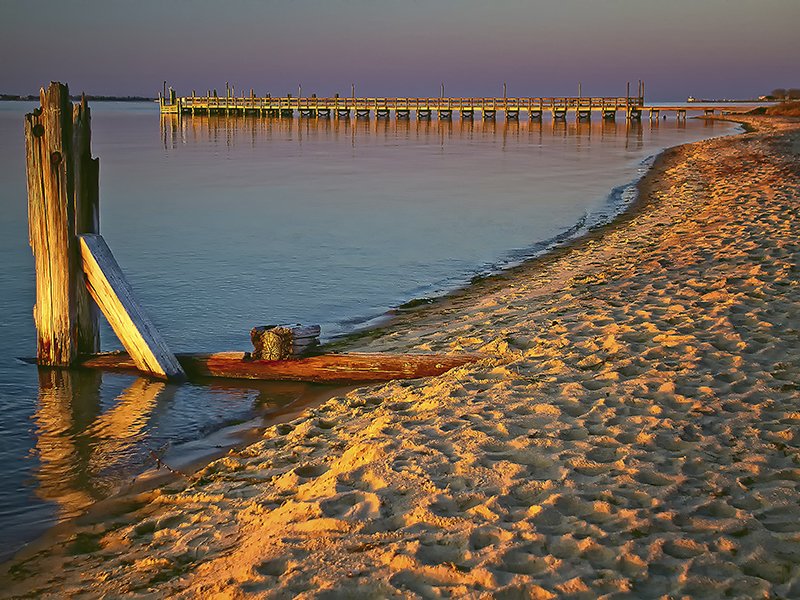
[0,101,736,560]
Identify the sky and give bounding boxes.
[1,0,797,101]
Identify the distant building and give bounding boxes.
[687,96,697,102]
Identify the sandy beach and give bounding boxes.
[3,115,799,598]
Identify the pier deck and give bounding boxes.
[160,92,650,120]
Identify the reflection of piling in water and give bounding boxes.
[33,369,102,518]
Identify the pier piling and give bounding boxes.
[24,83,81,366]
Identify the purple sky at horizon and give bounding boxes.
[1,0,797,101]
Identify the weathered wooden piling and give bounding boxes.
[73,94,101,354]
[25,83,82,365]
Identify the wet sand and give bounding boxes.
[3,116,799,598]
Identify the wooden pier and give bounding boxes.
[160,83,760,122]
[161,92,649,121]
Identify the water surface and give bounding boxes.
[0,101,736,560]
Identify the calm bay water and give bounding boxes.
[0,101,735,560]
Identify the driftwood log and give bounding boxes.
[79,351,481,383]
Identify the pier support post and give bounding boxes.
[25,83,80,366]
[72,94,101,354]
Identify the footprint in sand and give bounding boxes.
[469,526,512,550]
[255,557,288,577]
[756,505,800,532]
[662,538,706,559]
[634,469,677,486]
[415,542,464,566]
[570,457,617,477]
[294,464,328,479]
[586,446,624,463]
[497,550,548,575]
[580,542,618,569]
[559,426,589,441]
[320,491,382,520]
[530,506,564,530]
[428,495,461,518]
[552,494,594,518]
[694,499,738,519]
[742,553,794,584]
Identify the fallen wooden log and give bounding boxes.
[78,351,481,383]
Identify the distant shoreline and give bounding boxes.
[0,94,155,102]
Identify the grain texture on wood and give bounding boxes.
[251,324,321,360]
[79,351,481,383]
[25,82,79,365]
[72,95,100,354]
[79,234,185,381]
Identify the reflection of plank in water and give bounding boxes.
[33,372,173,521]
[32,369,102,519]
[85,378,168,479]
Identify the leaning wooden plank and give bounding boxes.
[79,234,186,381]
[79,351,481,383]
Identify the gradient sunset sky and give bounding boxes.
[2,0,797,100]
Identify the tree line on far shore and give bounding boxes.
[765,88,800,100]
